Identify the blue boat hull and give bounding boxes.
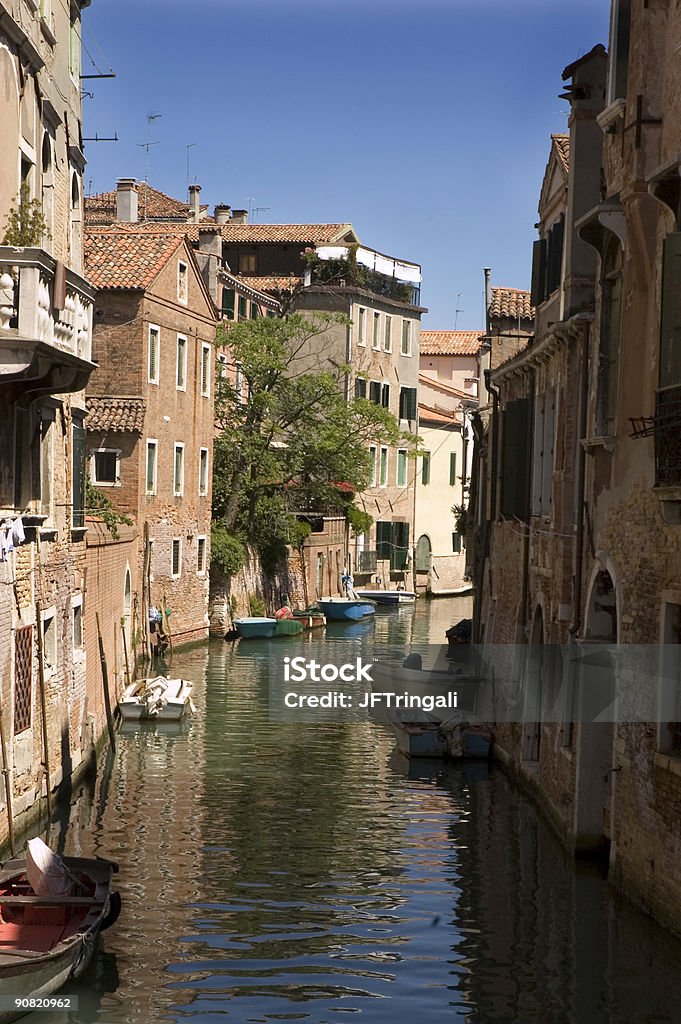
[318,600,376,622]
[233,617,277,639]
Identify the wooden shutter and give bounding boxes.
[400,387,417,421]
[376,521,390,561]
[548,216,564,295]
[541,389,556,515]
[369,381,381,404]
[500,398,531,519]
[354,378,366,399]
[531,392,545,514]
[531,238,546,307]
[381,383,390,408]
[72,417,86,528]
[449,452,457,486]
[222,288,235,318]
[659,233,681,389]
[391,522,410,570]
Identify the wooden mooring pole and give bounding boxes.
[96,613,116,753]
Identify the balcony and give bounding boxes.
[305,245,422,307]
[357,549,378,573]
[0,247,96,396]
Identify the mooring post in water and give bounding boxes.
[121,620,132,689]
[96,613,116,753]
[34,599,52,819]
[0,701,15,856]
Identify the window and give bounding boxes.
[146,439,158,495]
[596,239,623,436]
[384,316,392,352]
[373,312,381,350]
[531,391,556,516]
[369,380,382,405]
[69,14,80,78]
[178,261,188,304]
[379,447,388,487]
[201,344,211,397]
[238,295,248,319]
[40,412,55,520]
[197,536,207,575]
[607,0,631,104]
[222,288,235,319]
[401,320,412,356]
[500,399,531,519]
[659,602,681,756]
[173,444,184,497]
[399,386,417,421]
[354,377,367,400]
[92,449,119,486]
[171,538,182,578]
[531,215,565,307]
[72,598,83,649]
[376,521,410,570]
[381,383,390,409]
[13,626,33,735]
[148,325,160,384]
[421,452,431,486]
[369,445,377,487]
[358,307,367,346]
[397,449,407,487]
[452,532,462,554]
[449,452,457,487]
[175,335,187,391]
[72,415,85,529]
[250,302,259,320]
[199,447,209,496]
[239,253,257,274]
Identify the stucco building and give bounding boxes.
[0,0,97,843]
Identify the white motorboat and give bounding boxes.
[118,676,194,722]
[354,589,417,605]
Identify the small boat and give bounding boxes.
[354,589,417,605]
[446,618,473,645]
[118,676,194,722]
[387,709,448,759]
[233,617,277,639]
[0,839,120,1022]
[274,618,304,637]
[291,608,327,630]
[370,657,479,705]
[318,598,376,622]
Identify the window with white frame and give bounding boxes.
[357,307,367,346]
[401,319,412,356]
[397,448,407,488]
[197,536,207,575]
[171,538,182,578]
[531,389,556,517]
[176,335,187,390]
[372,311,381,350]
[69,13,80,79]
[40,411,55,520]
[173,443,184,497]
[198,447,209,496]
[384,316,392,352]
[178,261,188,304]
[92,448,120,487]
[379,446,388,487]
[201,343,211,397]
[146,439,158,495]
[369,445,377,487]
[148,325,160,384]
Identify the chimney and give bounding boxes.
[231,209,248,225]
[116,178,138,222]
[214,204,231,225]
[188,183,202,223]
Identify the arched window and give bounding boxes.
[70,172,82,267]
[41,133,54,247]
[596,237,623,436]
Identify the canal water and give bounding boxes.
[35,597,681,1023]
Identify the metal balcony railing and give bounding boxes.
[357,549,377,573]
[631,386,681,487]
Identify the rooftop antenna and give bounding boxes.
[454,292,463,330]
[246,197,256,220]
[252,206,271,224]
[137,112,162,219]
[186,143,197,196]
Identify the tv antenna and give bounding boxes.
[252,207,271,223]
[454,292,463,330]
[137,113,162,219]
[186,143,197,190]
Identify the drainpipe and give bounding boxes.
[570,323,589,637]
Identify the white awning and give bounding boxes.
[315,246,421,285]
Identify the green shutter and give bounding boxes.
[449,452,457,486]
[660,233,681,389]
[399,387,417,421]
[531,238,546,308]
[376,521,390,561]
[421,452,430,485]
[382,383,390,408]
[500,398,531,518]
[222,288,235,319]
[250,303,259,319]
[238,295,248,319]
[391,522,410,570]
[369,381,381,404]
[72,418,86,528]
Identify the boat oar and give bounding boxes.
[96,613,116,753]
[0,701,15,856]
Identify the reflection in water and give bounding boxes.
[29,596,681,1023]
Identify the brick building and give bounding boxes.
[84,229,218,650]
[0,0,97,843]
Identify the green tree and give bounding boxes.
[212,312,415,568]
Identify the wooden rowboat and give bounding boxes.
[0,850,120,1022]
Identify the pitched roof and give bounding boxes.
[86,396,146,434]
[418,374,471,401]
[85,184,208,227]
[489,287,534,322]
[239,274,303,292]
[84,230,185,290]
[218,223,357,244]
[551,134,570,175]
[420,330,483,356]
[419,404,460,426]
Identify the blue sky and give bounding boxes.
[81,0,610,330]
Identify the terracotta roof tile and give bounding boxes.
[489,287,534,322]
[218,223,356,244]
[239,274,303,292]
[552,134,570,175]
[419,404,460,426]
[419,374,471,401]
[86,396,146,434]
[420,330,483,356]
[84,230,184,290]
[85,184,208,226]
